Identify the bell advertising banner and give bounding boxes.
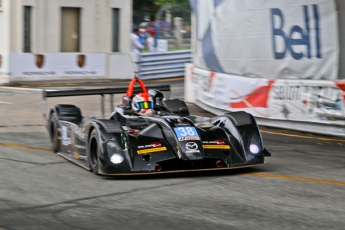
[190,0,339,80]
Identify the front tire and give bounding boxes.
[89,130,101,175]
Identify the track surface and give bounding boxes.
[0,81,345,230]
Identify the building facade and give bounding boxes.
[0,0,134,84]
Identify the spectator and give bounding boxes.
[131,27,144,54]
[138,28,147,46]
[146,29,156,52]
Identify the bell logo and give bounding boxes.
[271,5,321,60]
[77,54,86,68]
[35,54,44,69]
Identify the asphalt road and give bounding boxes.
[0,81,344,230]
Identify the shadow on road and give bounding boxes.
[101,166,271,181]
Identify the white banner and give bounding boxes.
[268,80,345,125]
[10,53,106,77]
[190,0,339,80]
[188,65,345,126]
[192,67,272,118]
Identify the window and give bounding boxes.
[61,7,80,52]
[112,8,120,52]
[23,6,32,53]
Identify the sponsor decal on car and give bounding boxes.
[202,139,226,145]
[202,139,230,149]
[175,146,182,158]
[137,147,167,155]
[138,142,162,149]
[61,126,70,146]
[174,127,200,141]
[185,142,200,154]
[203,145,230,149]
[178,136,200,141]
[175,122,190,127]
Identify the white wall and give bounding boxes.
[0,0,10,83]
[16,0,132,53]
[0,0,10,53]
[1,0,134,83]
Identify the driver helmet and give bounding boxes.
[131,93,155,116]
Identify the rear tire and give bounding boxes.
[89,130,100,175]
[49,112,60,153]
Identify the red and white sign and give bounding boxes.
[192,67,274,118]
[187,65,345,126]
[268,80,345,125]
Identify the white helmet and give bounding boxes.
[131,93,155,116]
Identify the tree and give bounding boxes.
[133,0,158,14]
[132,0,190,26]
[154,0,189,6]
[133,0,159,25]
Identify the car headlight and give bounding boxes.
[107,141,124,164]
[110,154,124,164]
[249,144,260,154]
[249,133,262,155]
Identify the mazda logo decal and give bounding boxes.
[186,142,198,150]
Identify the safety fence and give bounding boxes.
[137,50,191,80]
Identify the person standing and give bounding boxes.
[146,29,156,52]
[131,27,144,54]
[138,28,147,46]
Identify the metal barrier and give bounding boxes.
[137,50,192,79]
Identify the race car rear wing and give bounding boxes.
[42,85,171,119]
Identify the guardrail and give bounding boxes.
[137,50,192,80]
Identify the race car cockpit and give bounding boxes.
[120,78,167,113]
[111,78,190,131]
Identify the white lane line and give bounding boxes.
[0,101,12,104]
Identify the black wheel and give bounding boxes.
[89,130,100,174]
[49,112,60,153]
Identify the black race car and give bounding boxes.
[42,78,271,175]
